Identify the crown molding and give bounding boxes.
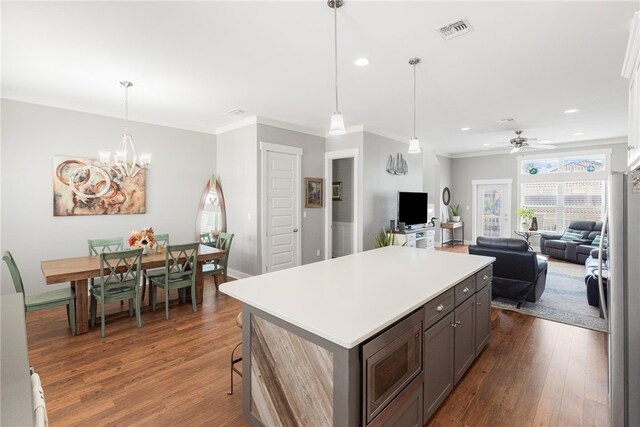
[214,116,258,135]
[256,117,325,138]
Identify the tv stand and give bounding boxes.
[393,227,435,250]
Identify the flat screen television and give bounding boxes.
[397,191,429,229]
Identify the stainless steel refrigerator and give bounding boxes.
[604,171,640,426]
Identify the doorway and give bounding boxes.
[324,148,359,259]
[260,142,302,274]
[472,179,512,242]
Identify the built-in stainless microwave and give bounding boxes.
[362,308,424,425]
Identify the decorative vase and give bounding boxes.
[452,216,461,222]
[529,217,538,231]
[142,245,151,255]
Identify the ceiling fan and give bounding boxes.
[490,130,557,153]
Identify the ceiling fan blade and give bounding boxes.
[510,146,521,154]
[528,143,557,149]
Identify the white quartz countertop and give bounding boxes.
[220,246,494,349]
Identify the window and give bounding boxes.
[518,150,608,232]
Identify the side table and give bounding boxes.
[441,222,464,247]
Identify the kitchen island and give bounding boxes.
[221,246,494,427]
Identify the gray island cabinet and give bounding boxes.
[221,246,494,427]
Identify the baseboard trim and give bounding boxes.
[227,268,252,280]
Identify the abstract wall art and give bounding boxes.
[53,155,146,216]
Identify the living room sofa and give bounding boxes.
[585,247,609,309]
[540,221,603,264]
[469,237,547,304]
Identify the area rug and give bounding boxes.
[491,262,607,332]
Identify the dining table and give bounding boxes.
[41,244,225,335]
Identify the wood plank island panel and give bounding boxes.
[250,314,334,427]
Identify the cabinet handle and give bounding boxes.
[455,320,461,325]
[463,287,470,293]
[436,304,444,312]
[477,302,481,306]
[451,322,457,328]
[483,275,489,281]
[628,145,636,151]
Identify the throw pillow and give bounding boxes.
[560,229,583,241]
[592,235,608,247]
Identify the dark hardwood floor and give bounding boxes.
[25,275,609,426]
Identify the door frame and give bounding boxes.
[260,141,303,274]
[324,148,359,260]
[471,178,513,243]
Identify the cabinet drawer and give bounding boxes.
[475,265,493,291]
[454,276,475,306]
[424,289,454,330]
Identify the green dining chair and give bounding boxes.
[2,251,76,336]
[88,237,125,307]
[90,248,143,338]
[141,233,170,302]
[202,232,234,291]
[200,232,216,247]
[150,242,198,320]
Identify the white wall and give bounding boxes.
[216,124,259,276]
[362,132,423,250]
[1,99,216,295]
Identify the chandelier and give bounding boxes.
[98,81,150,178]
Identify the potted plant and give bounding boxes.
[517,207,536,230]
[449,204,461,222]
[374,229,395,248]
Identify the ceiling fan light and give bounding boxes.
[408,138,421,154]
[329,112,346,136]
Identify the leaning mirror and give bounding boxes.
[195,175,226,246]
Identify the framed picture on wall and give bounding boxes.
[304,177,323,208]
[332,181,343,201]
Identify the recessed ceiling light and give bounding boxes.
[498,118,515,123]
[460,127,471,131]
[573,132,584,136]
[483,143,491,146]
[564,109,579,114]
[354,58,370,66]
[227,108,247,115]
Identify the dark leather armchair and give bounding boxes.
[540,220,602,263]
[469,237,547,304]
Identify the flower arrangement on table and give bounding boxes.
[129,227,155,254]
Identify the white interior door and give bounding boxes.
[266,151,300,272]
[475,183,511,240]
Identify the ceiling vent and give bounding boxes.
[436,18,473,40]
[499,118,516,123]
[227,108,247,115]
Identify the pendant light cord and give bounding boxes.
[124,84,130,134]
[412,63,416,138]
[334,2,339,113]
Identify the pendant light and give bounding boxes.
[328,0,346,136]
[408,58,422,154]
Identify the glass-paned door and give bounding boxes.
[475,183,511,240]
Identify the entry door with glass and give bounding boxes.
[475,183,511,240]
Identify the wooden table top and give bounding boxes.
[441,221,464,229]
[41,244,225,285]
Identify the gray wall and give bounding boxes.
[451,142,628,242]
[1,99,216,295]
[216,124,259,276]
[332,158,354,222]
[257,124,326,265]
[362,132,423,250]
